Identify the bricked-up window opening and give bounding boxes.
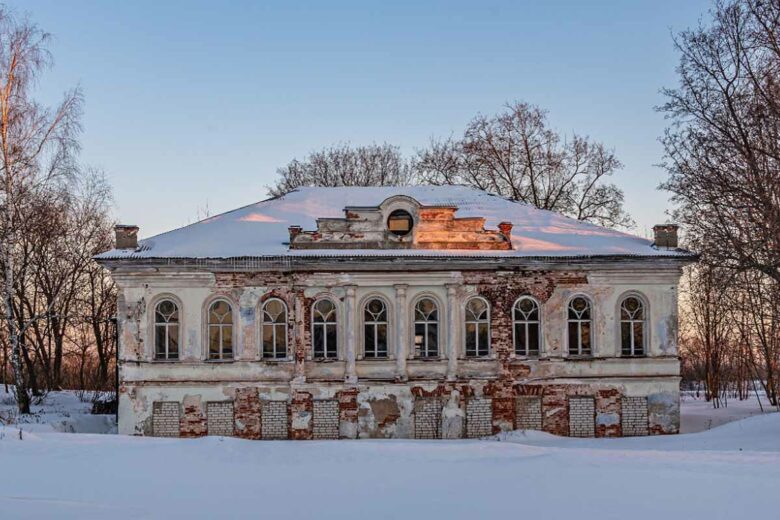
[620,296,646,356]
[262,298,288,359]
[154,300,180,360]
[513,297,540,356]
[567,297,592,356]
[387,209,413,236]
[465,297,490,357]
[363,298,388,358]
[414,298,439,358]
[312,299,338,359]
[208,300,233,360]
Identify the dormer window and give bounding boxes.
[387,209,413,236]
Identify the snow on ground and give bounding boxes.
[680,391,776,433]
[0,392,777,520]
[0,389,116,435]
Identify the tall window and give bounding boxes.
[208,300,233,360]
[312,299,338,359]
[465,297,490,357]
[620,296,646,356]
[154,300,180,360]
[513,297,540,356]
[568,297,592,356]
[414,298,439,358]
[262,298,287,359]
[363,298,388,358]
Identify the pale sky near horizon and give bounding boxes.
[10,0,711,239]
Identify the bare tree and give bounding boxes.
[660,0,780,282]
[0,10,82,413]
[269,142,411,197]
[414,102,633,228]
[680,265,736,406]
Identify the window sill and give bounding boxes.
[412,357,444,362]
[357,357,393,362]
[310,358,341,363]
[621,354,647,359]
[152,359,181,363]
[461,356,496,362]
[257,358,293,364]
[566,355,595,361]
[511,354,540,361]
[205,358,235,363]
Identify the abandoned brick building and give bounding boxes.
[96,186,696,439]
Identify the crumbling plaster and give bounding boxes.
[113,266,682,438]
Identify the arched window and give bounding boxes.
[620,296,646,356]
[568,297,592,356]
[154,299,180,360]
[363,298,388,358]
[513,297,540,356]
[414,298,439,358]
[465,297,490,357]
[208,300,233,360]
[262,298,288,359]
[312,299,338,359]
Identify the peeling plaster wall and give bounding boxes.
[113,267,682,438]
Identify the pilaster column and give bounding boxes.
[292,293,306,384]
[394,284,409,381]
[344,285,358,384]
[446,283,459,381]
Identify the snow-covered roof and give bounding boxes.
[96,186,694,261]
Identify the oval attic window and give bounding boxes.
[387,209,413,236]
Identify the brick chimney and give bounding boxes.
[498,221,513,240]
[653,224,679,249]
[115,224,139,249]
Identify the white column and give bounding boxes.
[446,284,459,381]
[292,293,306,384]
[394,284,408,381]
[344,285,358,384]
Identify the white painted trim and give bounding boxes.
[310,295,341,361]
[357,293,394,360]
[615,290,650,358]
[565,293,595,358]
[148,293,184,361]
[511,295,543,358]
[259,297,290,360]
[462,296,491,358]
[201,295,239,361]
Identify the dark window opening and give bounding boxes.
[387,210,413,236]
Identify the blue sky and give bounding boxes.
[11,0,711,238]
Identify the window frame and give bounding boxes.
[412,296,440,359]
[311,297,339,360]
[512,296,542,357]
[260,297,289,360]
[566,295,594,358]
[361,296,390,359]
[152,297,182,361]
[206,298,235,361]
[463,296,491,358]
[618,293,648,357]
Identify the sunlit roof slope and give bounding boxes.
[96,186,694,260]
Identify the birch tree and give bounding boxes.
[0,10,82,413]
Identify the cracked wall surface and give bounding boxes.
[114,267,682,439]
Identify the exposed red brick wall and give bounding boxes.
[234,387,261,439]
[337,387,359,432]
[290,391,313,440]
[595,388,622,437]
[180,398,207,438]
[541,384,569,436]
